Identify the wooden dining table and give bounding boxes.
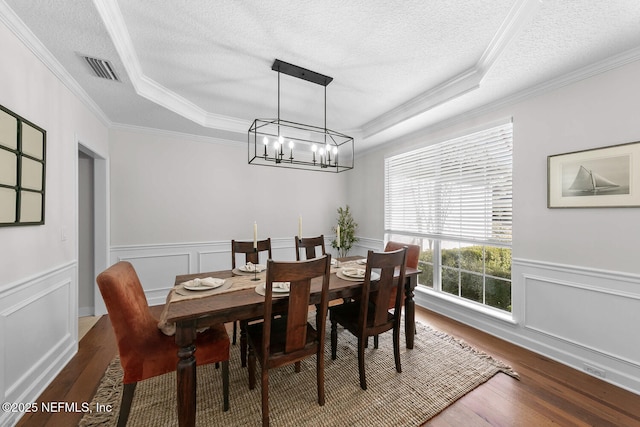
[163,258,421,427]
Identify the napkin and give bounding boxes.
[344,268,366,277]
[273,281,290,291]
[243,262,265,272]
[181,277,224,288]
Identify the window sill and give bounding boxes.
[414,286,516,325]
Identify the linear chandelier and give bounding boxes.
[248,59,354,172]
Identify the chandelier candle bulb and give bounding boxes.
[273,140,281,163]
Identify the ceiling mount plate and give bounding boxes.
[272,59,333,86]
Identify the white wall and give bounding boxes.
[108,128,349,305]
[349,59,640,394]
[0,18,108,427]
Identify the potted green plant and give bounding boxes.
[331,205,358,258]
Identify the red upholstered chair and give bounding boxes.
[384,240,420,304]
[96,261,230,427]
[329,248,407,390]
[384,241,420,269]
[384,241,420,338]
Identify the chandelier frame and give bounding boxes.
[248,59,354,173]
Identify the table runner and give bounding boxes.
[157,260,364,335]
[158,273,265,335]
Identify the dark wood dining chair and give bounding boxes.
[329,247,407,390]
[247,255,332,427]
[232,238,273,269]
[96,261,230,427]
[385,241,420,334]
[232,238,272,365]
[295,234,326,260]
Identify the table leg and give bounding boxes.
[240,321,248,367]
[404,275,417,349]
[176,321,197,427]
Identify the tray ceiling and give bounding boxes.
[3,0,640,151]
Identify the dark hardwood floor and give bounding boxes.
[16,306,640,427]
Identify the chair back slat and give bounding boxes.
[295,235,326,260]
[263,255,331,356]
[371,267,397,326]
[285,279,312,352]
[232,238,272,268]
[359,248,407,332]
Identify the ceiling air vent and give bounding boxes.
[82,55,119,81]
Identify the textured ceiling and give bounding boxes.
[3,0,640,151]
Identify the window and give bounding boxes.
[385,122,513,312]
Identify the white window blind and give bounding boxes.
[384,122,513,245]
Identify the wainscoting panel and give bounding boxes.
[115,251,191,304]
[0,262,77,427]
[523,274,639,366]
[511,259,640,393]
[352,237,384,255]
[198,245,232,273]
[414,257,640,394]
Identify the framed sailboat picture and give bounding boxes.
[548,141,640,208]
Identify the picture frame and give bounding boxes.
[547,141,640,208]
[0,104,46,226]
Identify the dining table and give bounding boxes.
[161,257,421,427]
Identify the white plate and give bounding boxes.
[183,277,225,291]
[342,268,366,279]
[239,264,266,273]
[263,282,290,293]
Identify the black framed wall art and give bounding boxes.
[0,104,46,226]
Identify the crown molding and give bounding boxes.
[6,0,639,154]
[360,67,482,138]
[109,122,244,147]
[458,44,640,131]
[0,0,111,126]
[360,45,640,155]
[476,0,542,74]
[361,0,541,139]
[93,0,250,135]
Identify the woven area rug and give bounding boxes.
[80,321,518,426]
